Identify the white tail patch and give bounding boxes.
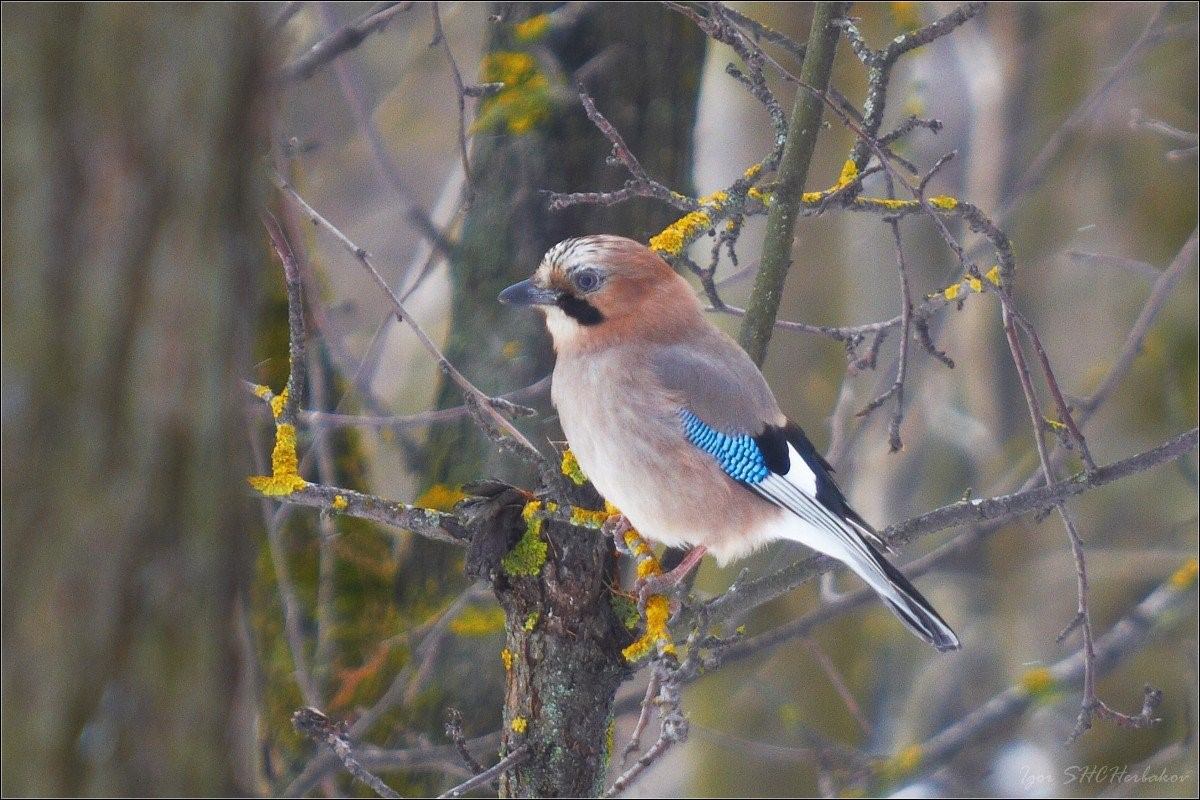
[755,444,959,652]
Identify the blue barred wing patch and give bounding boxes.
[679,409,770,484]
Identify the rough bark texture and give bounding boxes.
[417,5,707,796]
[422,3,707,487]
[1,5,264,794]
[463,484,632,798]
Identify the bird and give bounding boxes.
[498,234,959,652]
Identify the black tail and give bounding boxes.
[870,545,960,652]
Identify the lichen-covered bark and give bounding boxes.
[1,5,265,794]
[422,2,707,487]
[462,485,632,798]
[405,8,706,795]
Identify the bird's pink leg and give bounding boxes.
[636,545,707,612]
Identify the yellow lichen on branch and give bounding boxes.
[416,482,467,511]
[619,528,677,661]
[648,190,729,255]
[570,506,610,529]
[248,422,309,496]
[513,13,550,42]
[269,386,289,419]
[880,744,924,783]
[1170,557,1198,590]
[832,159,859,191]
[561,448,588,485]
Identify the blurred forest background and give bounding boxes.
[2,2,1197,798]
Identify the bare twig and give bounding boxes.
[445,708,485,774]
[896,571,1193,787]
[700,429,1198,627]
[620,670,662,766]
[438,745,530,799]
[1065,250,1162,282]
[1003,4,1170,210]
[278,1,415,83]
[430,2,473,188]
[547,89,701,213]
[276,178,543,457]
[293,707,402,799]
[1001,284,1135,739]
[305,344,340,684]
[259,375,549,430]
[283,591,490,796]
[263,213,306,423]
[315,3,451,254]
[804,638,872,737]
[1078,229,1198,418]
[835,3,984,169]
[855,198,915,452]
[603,659,688,798]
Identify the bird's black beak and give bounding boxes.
[498,279,559,307]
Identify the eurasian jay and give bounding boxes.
[499,235,959,652]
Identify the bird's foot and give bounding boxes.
[635,577,683,617]
[602,513,633,554]
[634,545,708,615]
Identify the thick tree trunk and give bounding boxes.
[463,485,632,798]
[1,5,265,794]
[423,3,708,484]
[414,4,707,796]
[420,5,708,797]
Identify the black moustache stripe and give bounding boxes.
[556,294,604,326]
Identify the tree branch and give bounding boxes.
[269,482,470,547]
[293,707,401,799]
[277,1,415,83]
[702,428,1198,626]
[894,568,1195,787]
[737,1,848,366]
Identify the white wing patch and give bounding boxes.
[752,443,960,651]
[751,443,877,568]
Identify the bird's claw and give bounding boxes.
[635,576,682,617]
[603,513,633,554]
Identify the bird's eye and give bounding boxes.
[572,268,602,292]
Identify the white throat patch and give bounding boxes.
[542,305,581,348]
